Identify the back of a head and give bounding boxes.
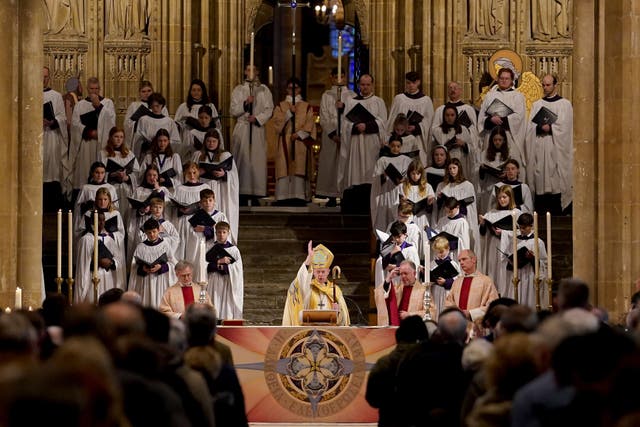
[0,313,37,357]
[97,288,124,307]
[499,304,538,335]
[142,307,171,344]
[41,294,68,327]
[184,304,217,347]
[437,308,468,345]
[97,301,145,343]
[395,315,429,344]
[486,332,539,397]
[558,278,590,310]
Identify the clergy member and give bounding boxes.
[525,74,573,215]
[445,249,499,321]
[374,260,436,326]
[70,77,116,192]
[316,67,356,207]
[282,240,350,326]
[271,77,317,206]
[159,260,214,319]
[338,74,388,210]
[230,65,274,206]
[387,71,434,166]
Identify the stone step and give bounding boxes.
[238,226,370,242]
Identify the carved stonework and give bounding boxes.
[104,0,150,40]
[104,41,151,80]
[43,0,86,36]
[247,0,262,39]
[465,0,509,40]
[43,40,88,91]
[530,0,572,41]
[352,0,368,44]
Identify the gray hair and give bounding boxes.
[175,260,194,273]
[437,309,468,345]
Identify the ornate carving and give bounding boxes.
[104,40,151,81]
[246,0,262,40]
[352,0,368,44]
[43,0,86,36]
[466,0,509,39]
[530,0,572,41]
[105,0,150,40]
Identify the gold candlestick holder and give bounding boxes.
[512,277,520,303]
[534,277,542,312]
[66,277,74,305]
[92,275,100,306]
[55,277,64,295]
[547,278,553,311]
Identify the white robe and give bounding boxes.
[70,97,116,190]
[128,239,177,308]
[435,215,471,261]
[387,92,434,166]
[230,82,274,197]
[338,95,388,191]
[477,87,527,177]
[317,85,356,197]
[431,126,476,182]
[170,182,210,259]
[99,150,140,224]
[384,220,423,262]
[477,151,508,213]
[43,88,69,187]
[402,183,436,236]
[370,154,413,231]
[140,152,183,190]
[125,185,172,264]
[123,101,169,150]
[499,231,548,308]
[183,209,229,283]
[174,101,221,158]
[479,208,521,297]
[429,256,461,318]
[191,151,240,243]
[130,217,179,270]
[73,183,120,244]
[74,231,126,303]
[489,181,534,213]
[436,180,481,259]
[206,242,244,320]
[525,96,574,209]
[133,114,181,160]
[374,244,421,288]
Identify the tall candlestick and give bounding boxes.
[546,212,552,280]
[15,287,22,310]
[199,239,207,283]
[424,232,430,283]
[249,32,255,81]
[93,210,99,278]
[533,212,539,279]
[512,212,518,280]
[268,66,273,86]
[57,209,62,278]
[68,210,73,278]
[337,32,343,84]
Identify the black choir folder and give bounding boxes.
[80,109,99,130]
[479,163,505,180]
[531,106,558,126]
[486,98,514,117]
[430,260,459,280]
[135,253,169,268]
[302,309,338,325]
[129,104,151,122]
[483,214,515,235]
[43,101,55,121]
[384,163,404,186]
[494,184,523,207]
[106,158,136,175]
[457,110,473,128]
[505,246,534,270]
[199,156,234,180]
[84,215,118,234]
[403,197,431,216]
[188,209,216,227]
[206,244,236,264]
[406,110,424,125]
[345,102,376,124]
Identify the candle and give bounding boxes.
[249,32,255,81]
[337,33,343,84]
[28,306,33,312]
[93,210,98,278]
[546,212,552,280]
[199,239,207,283]
[68,210,73,278]
[57,209,62,278]
[512,212,518,281]
[15,287,22,310]
[424,233,430,283]
[268,66,273,86]
[4,307,10,313]
[533,212,540,280]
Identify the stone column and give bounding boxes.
[0,0,43,308]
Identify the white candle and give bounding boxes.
[268,66,273,86]
[424,232,430,283]
[4,307,10,313]
[249,32,255,81]
[512,212,518,281]
[533,212,539,280]
[93,210,99,278]
[337,33,343,84]
[68,210,73,278]
[57,209,62,278]
[546,212,552,280]
[200,239,207,283]
[15,287,22,310]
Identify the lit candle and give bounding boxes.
[28,306,33,312]
[199,239,207,283]
[268,66,273,86]
[424,232,430,283]
[15,287,22,310]
[4,307,10,313]
[93,210,99,278]
[68,210,73,278]
[546,212,552,280]
[512,212,518,281]
[249,32,255,81]
[533,212,539,280]
[57,209,62,278]
[337,33,343,84]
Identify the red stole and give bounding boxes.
[399,286,413,313]
[180,286,195,307]
[385,285,401,326]
[458,277,473,310]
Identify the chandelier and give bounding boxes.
[314,0,344,28]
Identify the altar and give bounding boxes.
[216,326,397,423]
